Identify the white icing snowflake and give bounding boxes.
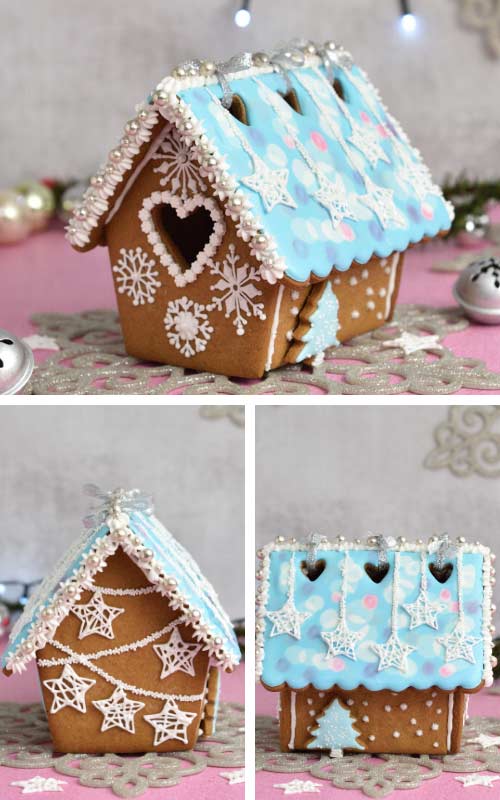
[152,123,206,200]
[43,664,96,714]
[93,687,145,734]
[153,628,202,679]
[144,697,197,746]
[164,296,213,358]
[397,160,442,201]
[71,591,124,640]
[11,777,67,794]
[361,176,407,229]
[208,243,266,336]
[113,247,161,306]
[274,779,322,794]
[371,633,415,672]
[242,154,296,213]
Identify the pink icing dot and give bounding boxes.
[450,601,459,613]
[283,134,296,149]
[440,589,451,601]
[440,665,454,677]
[331,591,341,602]
[311,131,328,151]
[421,203,434,220]
[363,594,378,610]
[340,222,355,241]
[360,111,371,124]
[377,124,390,139]
[331,658,345,672]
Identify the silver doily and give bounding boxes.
[0,702,244,798]
[257,714,500,798]
[21,305,500,395]
[424,405,500,477]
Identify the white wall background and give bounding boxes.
[256,405,500,621]
[1,0,499,185]
[0,405,244,618]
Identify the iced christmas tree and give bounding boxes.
[307,697,363,757]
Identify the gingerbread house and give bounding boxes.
[66,41,453,379]
[2,487,240,754]
[256,535,495,756]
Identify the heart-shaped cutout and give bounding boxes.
[139,190,225,289]
[429,562,453,583]
[364,562,390,583]
[301,559,326,581]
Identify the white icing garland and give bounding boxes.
[138,190,225,288]
[90,585,158,596]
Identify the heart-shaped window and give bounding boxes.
[429,562,454,584]
[139,191,226,288]
[300,559,326,581]
[364,562,390,583]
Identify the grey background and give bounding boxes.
[1,0,499,185]
[256,405,500,621]
[0,405,244,618]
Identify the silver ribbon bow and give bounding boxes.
[83,484,154,528]
[305,532,326,566]
[269,45,305,94]
[178,53,253,108]
[371,533,397,566]
[429,533,456,568]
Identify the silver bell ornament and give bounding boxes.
[0,329,34,394]
[453,256,500,324]
[0,190,31,244]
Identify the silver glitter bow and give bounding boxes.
[370,533,397,566]
[429,533,457,568]
[269,45,305,93]
[215,52,253,107]
[83,484,154,528]
[305,532,327,566]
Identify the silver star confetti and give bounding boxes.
[11,777,67,794]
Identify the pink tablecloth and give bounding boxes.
[2,211,500,394]
[256,682,500,799]
[0,640,244,800]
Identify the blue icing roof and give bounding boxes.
[261,547,487,692]
[3,510,240,669]
[179,60,452,283]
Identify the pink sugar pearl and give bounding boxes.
[363,594,378,610]
[311,131,328,151]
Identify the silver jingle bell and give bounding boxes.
[453,256,500,325]
[0,329,34,394]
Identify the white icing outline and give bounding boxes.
[447,692,454,751]
[289,691,296,749]
[265,284,285,371]
[384,253,399,318]
[256,538,493,687]
[138,190,225,288]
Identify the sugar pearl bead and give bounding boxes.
[346,699,354,706]
[431,723,439,730]
[425,700,433,707]
[393,731,400,738]
[399,704,408,711]
[410,718,417,725]
[433,742,439,748]
[362,715,369,722]
[384,705,391,712]
[416,730,423,736]
[368,734,375,741]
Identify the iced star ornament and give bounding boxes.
[361,176,407,230]
[93,687,145,734]
[144,697,197,746]
[313,171,358,229]
[219,769,245,784]
[438,622,481,664]
[372,632,415,672]
[349,120,390,168]
[153,627,202,679]
[404,590,441,630]
[266,555,311,639]
[455,774,500,788]
[383,331,442,356]
[11,777,67,794]
[274,779,322,794]
[43,664,96,714]
[71,591,125,640]
[471,733,500,749]
[241,154,296,213]
[322,621,363,660]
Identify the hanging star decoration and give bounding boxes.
[11,777,67,794]
[153,628,202,679]
[219,769,246,784]
[372,632,415,672]
[361,176,407,229]
[403,551,442,630]
[266,555,311,639]
[398,159,441,201]
[144,697,197,746]
[455,774,500,788]
[93,687,145,734]
[71,590,125,640]
[274,779,322,795]
[438,621,481,664]
[313,170,358,229]
[43,664,96,713]
[349,120,390,167]
[322,621,363,661]
[382,331,442,356]
[241,154,296,213]
[471,733,500,749]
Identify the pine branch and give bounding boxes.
[442,174,500,237]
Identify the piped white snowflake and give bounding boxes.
[152,123,206,200]
[11,777,67,794]
[113,247,161,306]
[207,244,266,336]
[164,296,213,358]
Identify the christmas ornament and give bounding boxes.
[15,181,55,231]
[0,190,30,244]
[453,256,500,324]
[58,181,87,224]
[0,603,10,635]
[0,329,34,395]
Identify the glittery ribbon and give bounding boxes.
[83,484,154,528]
[178,53,253,108]
[429,533,456,568]
[305,532,326,567]
[269,45,305,94]
[371,534,397,566]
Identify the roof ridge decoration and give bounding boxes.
[3,485,240,675]
[256,534,496,691]
[66,40,454,286]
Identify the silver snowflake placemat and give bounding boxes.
[0,701,244,798]
[256,714,500,798]
[22,304,500,395]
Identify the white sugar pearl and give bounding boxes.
[379,288,386,297]
[308,710,315,717]
[362,701,368,707]
[367,300,376,310]
[431,692,437,698]
[425,700,433,707]
[366,287,374,295]
[361,269,369,279]
[368,734,376,741]
[416,730,423,736]
[432,723,439,730]
[436,709,443,715]
[362,715,369,722]
[346,699,354,706]
[307,698,313,705]
[410,718,417,725]
[384,705,392,712]
[400,704,408,711]
[393,731,400,738]
[433,742,439,748]
[351,309,360,319]
[319,692,325,698]
[349,276,358,286]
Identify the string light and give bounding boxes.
[234,0,251,28]
[399,0,418,34]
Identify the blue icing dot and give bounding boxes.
[363,662,378,678]
[325,245,337,263]
[248,128,266,147]
[303,667,316,683]
[307,625,322,640]
[277,657,290,672]
[369,219,384,241]
[294,183,309,205]
[278,552,288,562]
[293,239,309,258]
[407,203,421,223]
[300,582,315,596]
[465,600,479,614]
[422,661,435,676]
[351,170,365,190]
